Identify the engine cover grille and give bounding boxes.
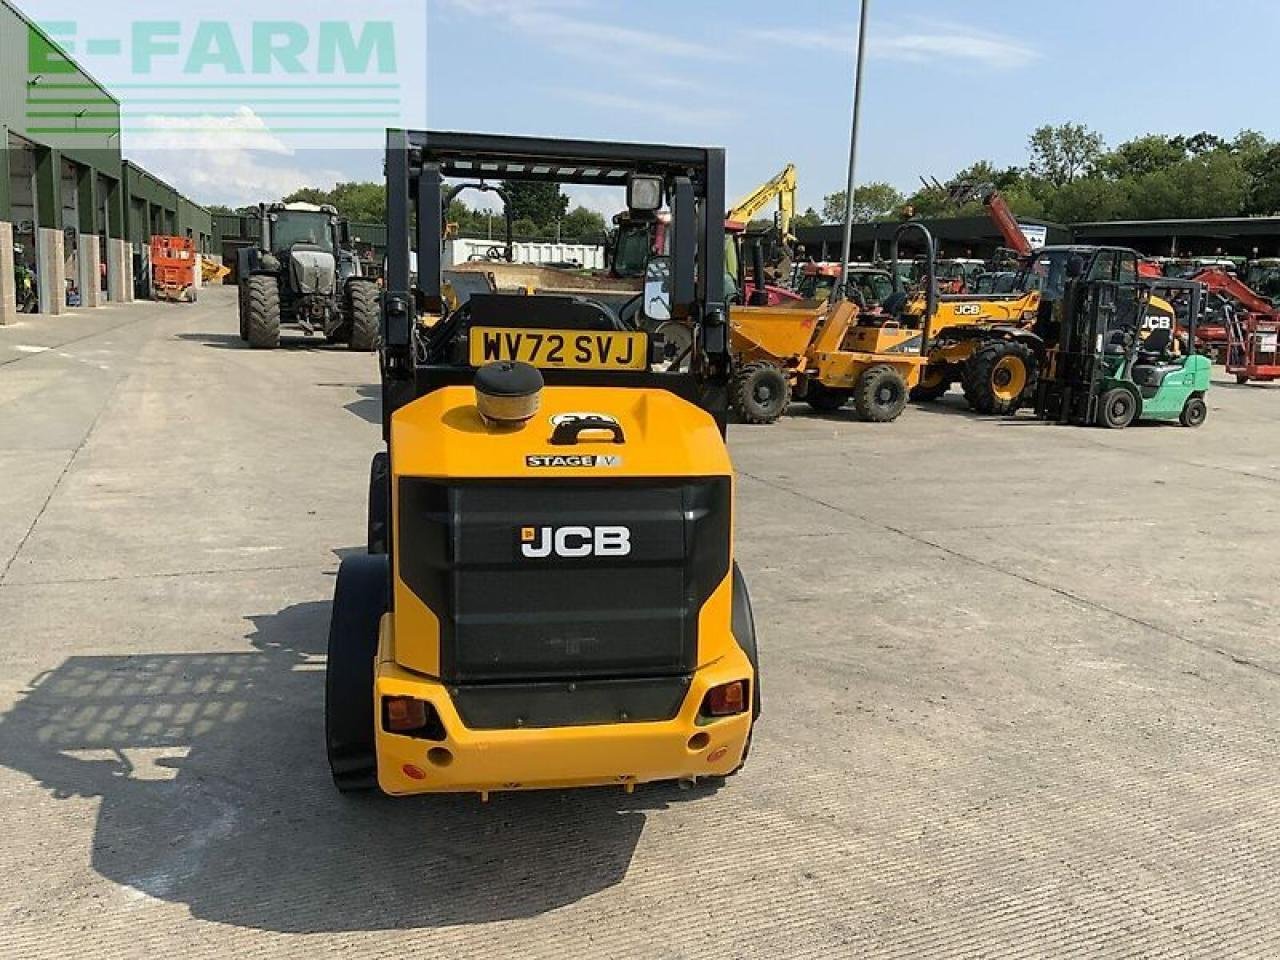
[397,477,730,684]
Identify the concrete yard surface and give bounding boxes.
[1,286,1279,958]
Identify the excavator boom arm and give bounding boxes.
[727,164,797,240]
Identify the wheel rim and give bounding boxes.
[991,356,1027,401]
[754,382,775,404]
[876,381,901,407]
[1109,393,1133,423]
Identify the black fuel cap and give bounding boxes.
[474,361,544,425]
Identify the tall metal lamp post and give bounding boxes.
[836,0,871,299]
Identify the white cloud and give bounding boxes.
[435,0,739,64]
[551,89,740,127]
[877,23,1039,69]
[125,108,345,206]
[746,19,1039,70]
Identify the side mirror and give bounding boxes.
[644,256,672,321]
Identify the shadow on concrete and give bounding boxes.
[344,384,382,425]
[0,594,705,932]
[313,381,382,424]
[174,332,339,352]
[1212,380,1279,391]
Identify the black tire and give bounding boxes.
[1236,374,1250,385]
[803,380,849,412]
[1097,387,1138,429]
[962,340,1036,414]
[726,562,759,777]
[246,274,281,350]
[731,562,761,720]
[853,364,909,422]
[237,285,249,341]
[731,361,791,424]
[368,451,390,555]
[909,365,951,402]
[1180,395,1207,428]
[326,554,389,793]
[347,279,380,352]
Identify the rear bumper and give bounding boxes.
[373,648,754,796]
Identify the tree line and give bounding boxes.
[797,124,1280,229]
[210,125,1280,238]
[208,180,609,244]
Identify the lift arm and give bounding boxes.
[727,164,797,241]
[944,181,1032,258]
[1189,268,1280,318]
[983,191,1032,258]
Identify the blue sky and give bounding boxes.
[15,0,1280,210]
[426,0,1280,215]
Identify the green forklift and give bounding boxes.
[1035,277,1210,429]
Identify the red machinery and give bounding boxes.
[150,236,197,303]
[1187,269,1280,383]
[1224,309,1280,384]
[1177,269,1280,383]
[982,190,1032,258]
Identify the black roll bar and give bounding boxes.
[890,222,937,356]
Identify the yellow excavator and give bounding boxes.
[725,164,797,290]
[726,164,796,241]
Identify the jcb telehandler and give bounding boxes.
[903,186,1176,415]
[326,130,760,797]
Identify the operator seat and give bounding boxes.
[1130,328,1183,397]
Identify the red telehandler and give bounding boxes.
[1169,269,1280,384]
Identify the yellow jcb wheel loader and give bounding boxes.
[326,130,759,798]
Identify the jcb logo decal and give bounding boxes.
[519,526,632,558]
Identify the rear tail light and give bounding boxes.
[383,696,446,740]
[385,696,428,731]
[702,681,748,717]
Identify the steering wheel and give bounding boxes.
[617,292,644,330]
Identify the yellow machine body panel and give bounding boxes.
[842,323,925,356]
[391,384,731,482]
[906,290,1040,331]
[378,383,751,795]
[812,350,925,389]
[375,603,754,795]
[731,303,824,366]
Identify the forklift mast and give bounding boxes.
[1038,278,1203,425]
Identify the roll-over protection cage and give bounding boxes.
[380,129,733,436]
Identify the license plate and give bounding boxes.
[469,327,647,370]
